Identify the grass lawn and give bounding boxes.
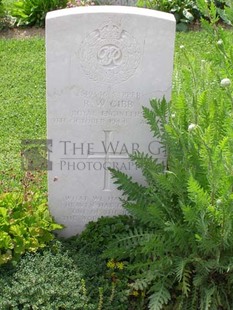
[0,38,46,192]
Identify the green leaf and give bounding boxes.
[176,22,189,32]
[0,231,13,249]
[183,9,194,21]
[149,283,171,310]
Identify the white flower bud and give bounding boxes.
[217,39,223,45]
[180,45,185,49]
[216,199,222,206]
[188,123,197,131]
[220,78,231,87]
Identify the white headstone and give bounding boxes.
[46,6,175,237]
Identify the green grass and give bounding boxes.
[0,38,46,192]
[0,29,232,193]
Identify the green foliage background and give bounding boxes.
[0,191,62,265]
[11,0,68,26]
[1,0,233,28]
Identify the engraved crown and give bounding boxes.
[99,21,122,40]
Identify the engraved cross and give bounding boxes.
[88,130,128,191]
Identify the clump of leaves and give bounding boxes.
[0,242,95,309]
[0,190,63,265]
[11,0,68,27]
[60,215,140,310]
[137,0,233,31]
[64,215,138,255]
[137,0,201,31]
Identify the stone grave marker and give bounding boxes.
[46,6,176,237]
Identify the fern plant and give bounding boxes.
[106,5,233,310]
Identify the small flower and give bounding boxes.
[217,39,223,45]
[171,113,176,119]
[107,259,115,269]
[188,123,197,132]
[116,262,124,270]
[180,45,185,49]
[220,78,231,88]
[216,199,222,206]
[132,290,139,297]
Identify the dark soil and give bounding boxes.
[0,27,45,39]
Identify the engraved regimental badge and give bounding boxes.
[79,20,141,84]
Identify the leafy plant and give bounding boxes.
[137,0,233,31]
[197,0,233,26]
[60,215,141,309]
[0,190,63,265]
[11,0,68,27]
[0,0,7,29]
[64,215,138,255]
[137,0,201,31]
[105,6,233,310]
[0,242,95,309]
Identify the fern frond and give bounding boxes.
[193,265,209,287]
[109,167,174,223]
[200,286,215,310]
[103,227,154,262]
[128,276,152,291]
[150,97,169,120]
[187,176,210,208]
[190,286,199,310]
[149,282,171,310]
[130,152,165,186]
[109,168,149,204]
[173,258,192,297]
[123,202,165,226]
[174,258,189,282]
[182,268,191,297]
[164,221,194,251]
[143,97,169,142]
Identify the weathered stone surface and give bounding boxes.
[46,6,175,237]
